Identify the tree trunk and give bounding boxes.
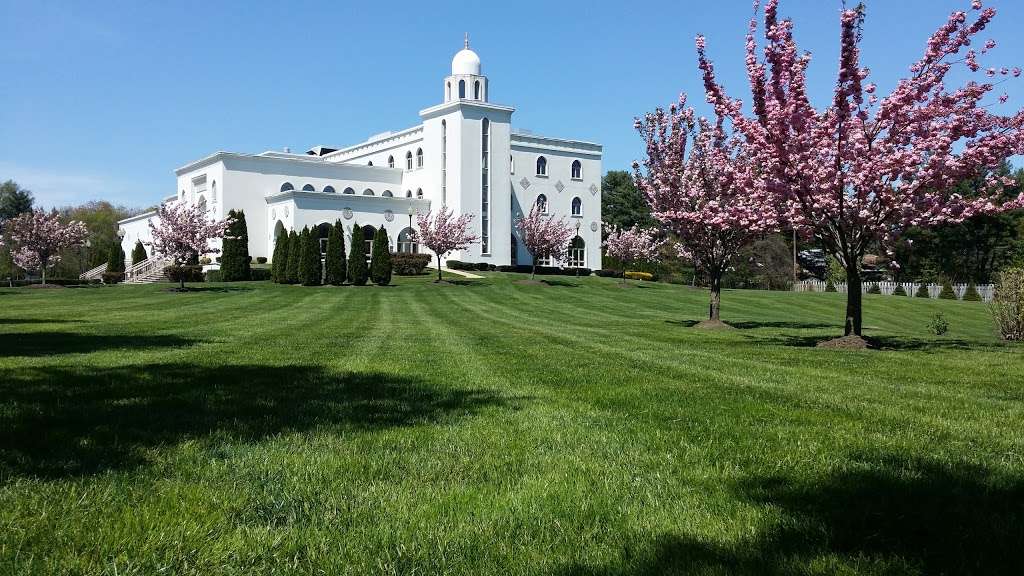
[436,255,443,282]
[845,265,863,336]
[708,271,722,321]
[41,268,46,286]
[180,276,186,291]
[531,263,537,279]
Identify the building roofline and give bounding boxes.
[511,131,602,151]
[419,100,515,120]
[319,125,425,160]
[117,210,157,226]
[174,151,404,177]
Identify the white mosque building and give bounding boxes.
[118,37,602,270]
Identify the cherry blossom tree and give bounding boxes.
[696,0,1024,337]
[634,101,778,321]
[516,203,576,279]
[415,206,479,282]
[5,209,88,285]
[148,201,231,290]
[602,224,663,284]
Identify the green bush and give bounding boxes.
[271,229,289,283]
[106,240,125,275]
[348,224,368,286]
[131,240,147,266]
[250,268,271,281]
[392,253,431,275]
[915,283,930,298]
[928,312,950,336]
[101,272,123,284]
[285,230,301,284]
[369,226,392,285]
[221,210,251,282]
[990,267,1024,341]
[165,265,205,283]
[893,285,907,296]
[11,277,102,287]
[299,226,322,286]
[962,282,982,301]
[825,279,837,292]
[867,283,881,294]
[324,220,346,285]
[256,257,267,264]
[205,269,224,282]
[939,279,957,300]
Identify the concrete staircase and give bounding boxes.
[124,258,170,284]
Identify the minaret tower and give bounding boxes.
[443,34,488,103]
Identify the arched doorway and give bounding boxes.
[362,225,375,258]
[317,222,333,256]
[567,237,586,268]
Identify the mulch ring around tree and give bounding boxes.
[694,319,734,330]
[816,335,872,349]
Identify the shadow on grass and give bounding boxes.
[665,319,700,328]
[0,318,85,325]
[0,364,514,479]
[559,456,1024,575]
[750,333,998,352]
[164,286,255,293]
[543,279,580,288]
[0,332,195,358]
[726,320,837,330]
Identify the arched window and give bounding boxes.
[398,227,418,253]
[211,181,217,203]
[571,197,582,216]
[362,225,376,257]
[416,188,423,199]
[567,237,586,268]
[382,190,393,198]
[273,221,286,246]
[459,79,466,99]
[481,117,490,253]
[405,190,413,198]
[510,154,514,174]
[302,183,315,192]
[280,182,294,192]
[536,156,547,176]
[388,155,395,168]
[571,160,582,180]
[446,81,451,101]
[474,80,481,99]
[416,148,423,169]
[317,222,332,255]
[406,151,413,170]
[441,120,447,203]
[363,188,374,196]
[180,189,185,201]
[197,196,207,213]
[536,194,548,214]
[323,185,336,194]
[343,187,355,195]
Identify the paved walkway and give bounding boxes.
[435,266,484,279]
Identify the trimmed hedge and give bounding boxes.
[625,271,654,281]
[370,226,392,286]
[324,220,346,285]
[102,272,124,284]
[207,267,272,283]
[271,230,289,283]
[392,253,431,275]
[595,269,623,278]
[165,265,205,283]
[285,230,301,284]
[915,283,930,298]
[867,283,882,294]
[221,209,251,281]
[893,285,907,296]
[939,280,957,300]
[299,226,322,286]
[348,224,368,286]
[10,278,102,287]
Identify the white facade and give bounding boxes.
[119,38,602,269]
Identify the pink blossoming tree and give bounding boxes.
[5,209,88,285]
[602,224,663,284]
[148,201,231,290]
[415,206,479,282]
[697,0,1024,338]
[634,101,778,321]
[516,203,576,279]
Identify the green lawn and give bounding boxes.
[1,274,1022,575]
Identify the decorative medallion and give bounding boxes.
[590,221,599,232]
[284,206,290,218]
[555,180,565,193]
[519,177,531,189]
[384,209,395,223]
[589,183,599,196]
[343,207,353,220]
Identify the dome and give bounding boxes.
[451,34,481,76]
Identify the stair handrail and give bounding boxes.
[79,262,108,281]
[125,257,168,283]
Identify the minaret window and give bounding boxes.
[416,148,424,169]
[406,151,413,170]
[572,160,582,180]
[474,81,481,100]
[441,120,447,204]
[536,156,547,176]
[459,79,466,99]
[388,155,395,168]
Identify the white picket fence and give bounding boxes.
[794,280,993,302]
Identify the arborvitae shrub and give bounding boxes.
[990,267,1024,341]
[348,224,368,286]
[825,279,837,292]
[105,240,126,283]
[962,282,982,301]
[370,226,392,286]
[939,279,957,300]
[299,226,322,286]
[221,210,251,281]
[893,285,907,296]
[131,240,147,266]
[324,220,345,285]
[867,283,881,294]
[285,230,301,284]
[915,283,930,298]
[271,230,289,283]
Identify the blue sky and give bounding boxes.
[2,0,1022,209]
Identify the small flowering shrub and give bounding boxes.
[928,312,950,336]
[624,271,654,281]
[392,253,432,276]
[867,284,882,295]
[990,267,1024,341]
